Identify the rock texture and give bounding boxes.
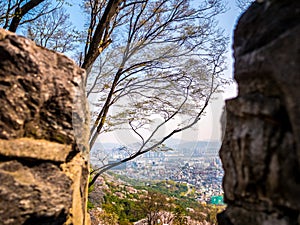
[219,0,300,225]
[0,29,90,225]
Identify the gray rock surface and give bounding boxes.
[0,29,90,225]
[219,0,300,224]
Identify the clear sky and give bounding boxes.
[169,0,243,143]
[175,1,243,143]
[68,1,244,145]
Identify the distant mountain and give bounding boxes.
[91,142,120,152]
[91,139,221,155]
[164,138,221,150]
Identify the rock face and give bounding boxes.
[0,29,90,225]
[219,0,300,224]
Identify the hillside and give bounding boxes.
[88,172,225,225]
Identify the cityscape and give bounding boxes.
[91,140,224,205]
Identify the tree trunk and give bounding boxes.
[81,0,123,71]
[8,0,45,32]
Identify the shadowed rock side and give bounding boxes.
[0,29,90,225]
[219,0,300,225]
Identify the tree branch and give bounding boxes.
[8,0,45,32]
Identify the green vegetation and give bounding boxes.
[102,194,145,223]
[89,173,225,224]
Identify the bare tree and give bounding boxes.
[0,0,64,32]
[25,7,81,53]
[88,0,228,186]
[0,0,125,68]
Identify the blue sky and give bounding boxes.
[216,1,242,98]
[66,0,245,144]
[67,0,242,88]
[193,0,242,97]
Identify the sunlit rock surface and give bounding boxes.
[0,29,90,225]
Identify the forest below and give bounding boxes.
[88,172,225,225]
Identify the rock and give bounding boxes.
[219,0,300,224]
[0,29,87,145]
[0,29,90,225]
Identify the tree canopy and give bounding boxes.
[86,0,228,186]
